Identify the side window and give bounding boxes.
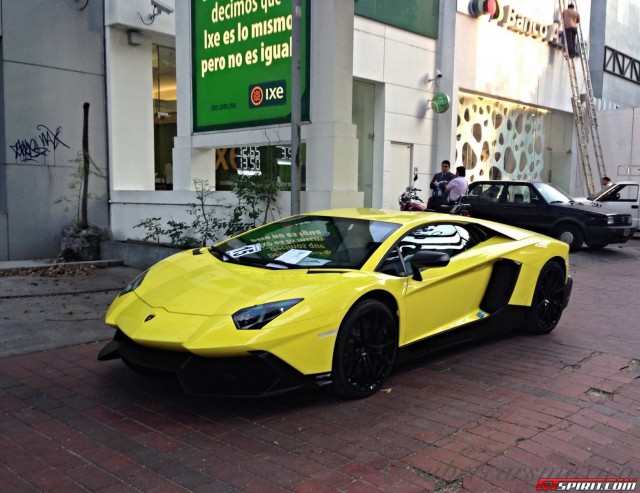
[617,184,639,202]
[506,185,533,205]
[469,184,502,203]
[377,223,490,277]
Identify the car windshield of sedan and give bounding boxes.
[532,183,575,204]
[212,216,400,269]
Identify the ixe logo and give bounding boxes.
[249,80,287,109]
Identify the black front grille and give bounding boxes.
[108,330,311,397]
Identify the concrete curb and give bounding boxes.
[0,259,123,272]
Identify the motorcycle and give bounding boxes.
[398,175,470,216]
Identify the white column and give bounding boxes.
[105,27,156,191]
[303,0,362,211]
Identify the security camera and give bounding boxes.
[151,0,174,15]
[435,69,442,78]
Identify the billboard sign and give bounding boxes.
[192,0,310,132]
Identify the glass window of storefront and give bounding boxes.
[214,144,306,192]
[152,44,177,190]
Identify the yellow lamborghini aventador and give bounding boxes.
[98,208,572,399]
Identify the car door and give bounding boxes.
[498,184,551,234]
[466,183,506,222]
[381,222,496,345]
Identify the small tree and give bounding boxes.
[56,102,108,260]
[56,103,106,230]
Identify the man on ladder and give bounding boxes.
[562,3,581,58]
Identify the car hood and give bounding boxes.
[571,197,602,206]
[555,200,622,215]
[132,249,354,316]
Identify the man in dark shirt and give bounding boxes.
[429,160,456,209]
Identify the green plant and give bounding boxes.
[166,220,200,248]
[224,174,279,236]
[186,179,227,244]
[56,149,107,228]
[133,217,164,243]
[134,168,280,247]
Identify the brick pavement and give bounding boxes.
[1,258,640,492]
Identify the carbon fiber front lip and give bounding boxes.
[98,330,313,397]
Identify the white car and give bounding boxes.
[575,181,640,231]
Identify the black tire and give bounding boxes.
[332,299,398,399]
[554,223,584,251]
[525,261,567,334]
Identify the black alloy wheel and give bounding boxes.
[332,299,398,399]
[525,261,566,334]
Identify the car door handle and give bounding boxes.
[632,205,638,209]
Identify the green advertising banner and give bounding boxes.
[192,0,310,132]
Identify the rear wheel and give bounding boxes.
[332,299,398,399]
[554,223,583,251]
[525,261,566,334]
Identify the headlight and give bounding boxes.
[232,299,303,330]
[119,270,148,297]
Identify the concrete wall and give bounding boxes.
[602,0,640,108]
[0,0,107,260]
[597,107,640,180]
[353,17,438,201]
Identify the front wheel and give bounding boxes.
[332,299,398,399]
[554,223,584,251]
[524,261,567,334]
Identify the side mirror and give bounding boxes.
[410,250,450,281]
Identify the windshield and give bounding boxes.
[213,215,400,269]
[533,183,574,204]
[587,186,618,201]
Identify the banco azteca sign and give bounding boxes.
[469,1,563,48]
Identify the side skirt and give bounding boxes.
[396,305,527,365]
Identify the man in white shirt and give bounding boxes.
[445,166,469,203]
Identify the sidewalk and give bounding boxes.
[0,261,141,357]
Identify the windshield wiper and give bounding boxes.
[208,246,236,262]
[235,256,301,269]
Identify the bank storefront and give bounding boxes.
[108,0,582,244]
[451,0,578,193]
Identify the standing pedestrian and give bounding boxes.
[601,176,614,189]
[562,3,580,58]
[429,160,456,209]
[445,166,469,204]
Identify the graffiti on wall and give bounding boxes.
[9,125,70,163]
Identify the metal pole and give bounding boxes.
[290,0,302,215]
